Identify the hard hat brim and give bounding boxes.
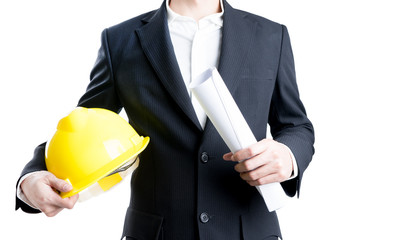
[60,136,150,199]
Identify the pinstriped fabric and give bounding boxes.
[136,8,202,131]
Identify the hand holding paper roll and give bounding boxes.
[189,67,290,212]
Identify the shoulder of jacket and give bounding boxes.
[229,8,285,36]
[106,9,157,33]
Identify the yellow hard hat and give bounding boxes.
[45,107,149,199]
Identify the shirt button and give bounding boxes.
[199,212,210,223]
[201,152,209,163]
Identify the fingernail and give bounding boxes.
[63,184,72,192]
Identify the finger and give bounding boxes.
[42,196,77,217]
[232,139,271,162]
[45,176,78,209]
[42,206,64,217]
[47,174,73,193]
[50,191,79,209]
[243,164,291,185]
[234,153,272,173]
[53,194,79,210]
[246,174,281,186]
[222,152,233,161]
[239,164,275,181]
[64,194,79,209]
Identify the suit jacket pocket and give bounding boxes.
[122,207,163,240]
[240,209,281,240]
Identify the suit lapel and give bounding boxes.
[203,1,258,135]
[136,2,202,130]
[136,1,257,135]
[218,1,257,92]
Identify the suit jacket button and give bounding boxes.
[199,212,210,223]
[201,152,209,163]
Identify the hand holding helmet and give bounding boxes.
[20,171,78,217]
[20,107,149,216]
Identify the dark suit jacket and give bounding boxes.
[16,1,315,239]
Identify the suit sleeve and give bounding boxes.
[15,29,122,213]
[15,143,46,213]
[268,25,315,197]
[77,28,122,112]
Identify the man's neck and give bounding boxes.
[169,0,222,21]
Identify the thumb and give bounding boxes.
[47,174,73,193]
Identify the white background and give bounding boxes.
[1,0,412,239]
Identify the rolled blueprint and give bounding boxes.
[189,67,289,211]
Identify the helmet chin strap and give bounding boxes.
[106,156,138,177]
[78,156,140,202]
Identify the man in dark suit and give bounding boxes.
[16,0,315,239]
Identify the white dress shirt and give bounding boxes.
[166,0,224,128]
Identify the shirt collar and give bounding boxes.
[166,0,224,27]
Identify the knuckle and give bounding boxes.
[272,160,281,169]
[44,172,55,180]
[248,171,258,181]
[256,178,266,186]
[247,180,256,187]
[66,201,76,209]
[246,147,255,158]
[234,164,242,173]
[42,207,55,217]
[44,212,53,217]
[38,196,49,204]
[45,210,60,218]
[270,150,279,159]
[44,212,55,217]
[279,171,288,181]
[57,182,66,191]
[244,161,254,171]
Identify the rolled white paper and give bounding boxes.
[190,67,289,212]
